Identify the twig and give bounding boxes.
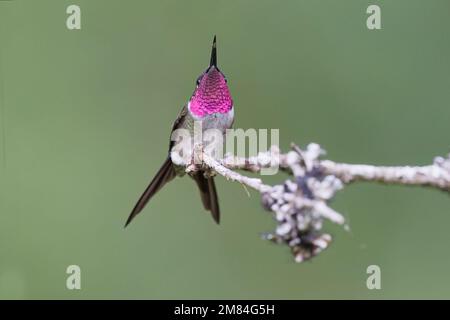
[188,143,450,262]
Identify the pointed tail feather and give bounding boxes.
[193,173,220,224]
[125,157,176,227]
[207,178,220,224]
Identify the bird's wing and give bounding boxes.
[125,106,188,227]
[125,157,176,227]
[169,105,189,150]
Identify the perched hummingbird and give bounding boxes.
[125,36,234,227]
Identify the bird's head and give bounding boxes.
[188,36,233,117]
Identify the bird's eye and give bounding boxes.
[196,76,202,86]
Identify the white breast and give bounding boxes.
[188,102,234,133]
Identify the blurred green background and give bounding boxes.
[0,0,450,299]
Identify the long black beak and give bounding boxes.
[209,35,217,67]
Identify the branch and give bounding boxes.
[187,143,450,263]
[320,160,450,191]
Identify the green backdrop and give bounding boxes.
[1,0,450,299]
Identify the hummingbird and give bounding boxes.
[125,36,234,227]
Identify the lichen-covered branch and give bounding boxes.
[202,153,272,193]
[187,143,450,263]
[320,160,450,191]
